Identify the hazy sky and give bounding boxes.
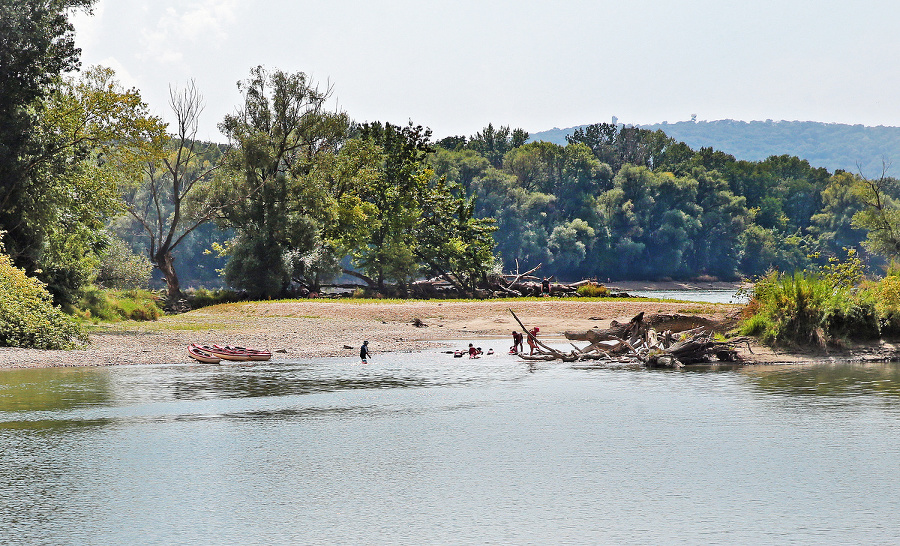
[72,0,900,142]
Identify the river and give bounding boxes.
[625,288,746,304]
[2,350,900,544]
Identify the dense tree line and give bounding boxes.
[434,122,896,281]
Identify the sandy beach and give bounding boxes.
[0,297,888,369]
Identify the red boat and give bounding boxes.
[188,344,221,364]
[213,344,272,361]
[191,344,251,361]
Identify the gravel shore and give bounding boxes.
[1,298,741,369]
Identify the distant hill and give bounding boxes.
[530,120,900,177]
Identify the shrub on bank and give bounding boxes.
[0,250,86,349]
[187,288,243,309]
[75,288,163,322]
[576,283,609,297]
[740,270,883,346]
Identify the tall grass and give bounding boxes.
[75,288,163,322]
[740,271,879,346]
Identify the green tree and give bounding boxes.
[215,66,349,298]
[467,123,528,169]
[415,178,497,295]
[94,234,153,290]
[0,0,110,303]
[353,122,434,292]
[851,168,900,262]
[809,171,867,257]
[4,65,166,304]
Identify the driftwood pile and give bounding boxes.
[511,309,747,369]
[408,263,628,299]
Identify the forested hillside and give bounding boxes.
[531,120,900,177]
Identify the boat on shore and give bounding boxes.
[187,345,222,364]
[190,343,272,362]
[191,344,251,362]
[213,344,272,361]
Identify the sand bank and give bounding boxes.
[0,298,890,369]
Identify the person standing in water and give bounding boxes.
[360,340,372,363]
[527,327,540,355]
[512,331,524,353]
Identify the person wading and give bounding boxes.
[360,340,372,364]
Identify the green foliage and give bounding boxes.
[576,283,609,297]
[535,120,900,177]
[851,172,900,262]
[94,235,153,289]
[185,287,243,308]
[215,66,350,298]
[466,123,528,168]
[75,287,162,322]
[739,271,833,345]
[740,268,880,346]
[866,276,900,337]
[0,245,86,349]
[1,60,167,306]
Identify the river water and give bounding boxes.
[2,350,900,544]
[626,289,745,304]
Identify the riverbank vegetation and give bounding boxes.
[738,250,900,347]
[6,0,900,350]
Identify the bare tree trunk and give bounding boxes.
[155,250,181,303]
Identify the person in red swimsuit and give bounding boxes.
[527,327,540,355]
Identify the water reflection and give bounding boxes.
[743,361,900,399]
[0,368,111,412]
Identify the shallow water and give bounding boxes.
[2,351,900,544]
[626,288,745,303]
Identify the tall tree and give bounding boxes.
[0,0,99,302]
[215,66,350,298]
[121,81,222,304]
[851,165,900,261]
[4,65,166,303]
[354,122,434,292]
[467,123,528,169]
[415,178,497,295]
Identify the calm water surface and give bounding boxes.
[627,289,745,304]
[2,348,900,544]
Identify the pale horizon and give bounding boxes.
[72,0,900,141]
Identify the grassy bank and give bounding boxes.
[738,270,900,347]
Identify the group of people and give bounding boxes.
[360,326,543,364]
[510,327,540,355]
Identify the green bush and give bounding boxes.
[76,287,162,322]
[576,283,609,297]
[187,288,243,309]
[739,271,832,345]
[94,236,153,290]
[822,290,880,342]
[740,270,881,346]
[0,249,86,349]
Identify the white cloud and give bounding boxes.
[138,0,238,64]
[69,0,105,51]
[92,57,141,92]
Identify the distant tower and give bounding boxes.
[611,115,618,125]
[691,114,697,122]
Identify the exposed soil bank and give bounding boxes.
[1,298,896,369]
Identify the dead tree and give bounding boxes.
[510,309,744,368]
